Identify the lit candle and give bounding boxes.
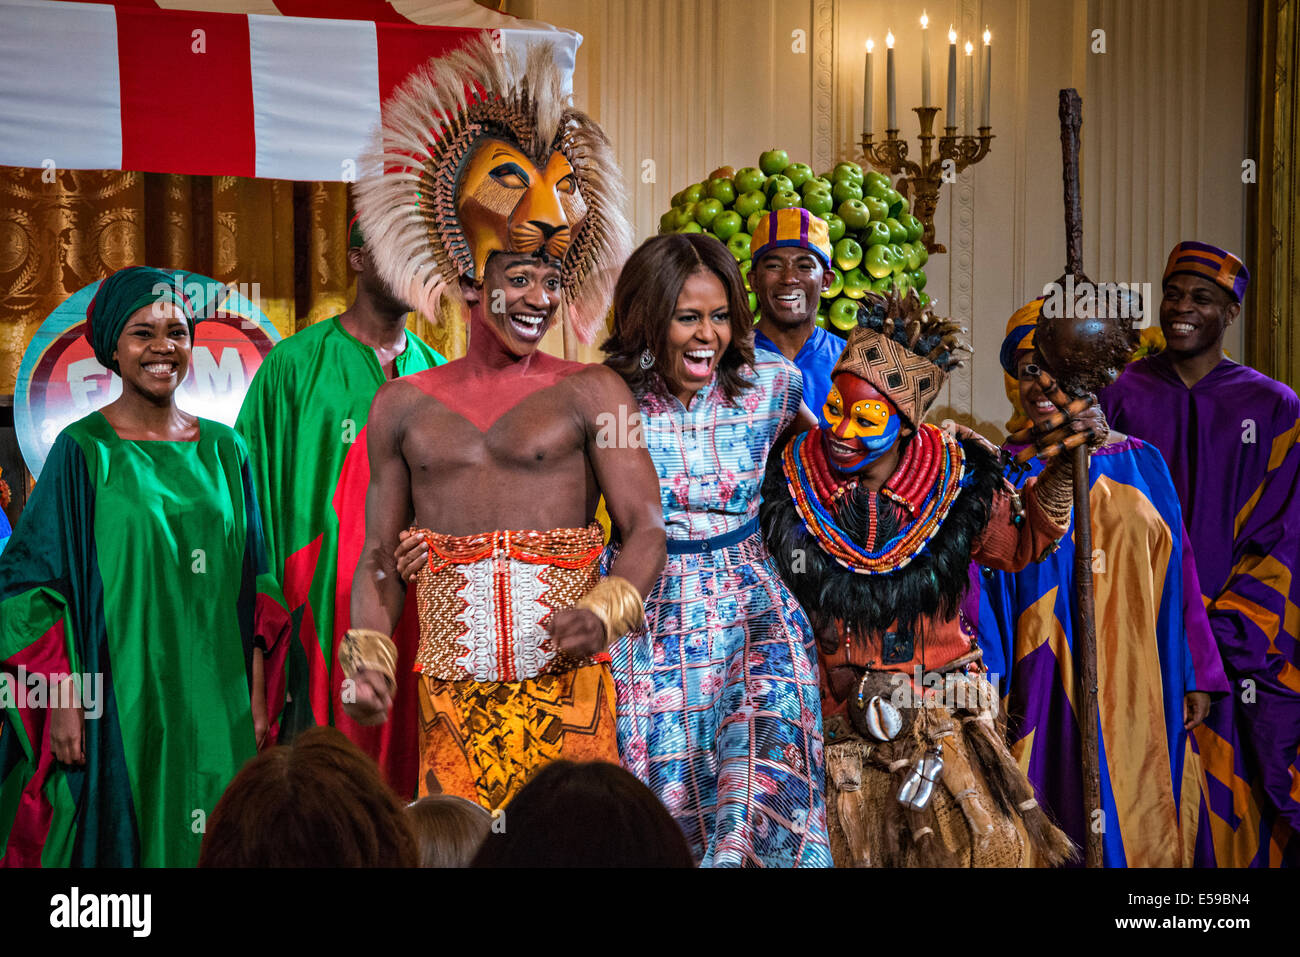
[920,12,931,106]
[946,27,957,127]
[981,28,992,127]
[886,30,896,129]
[863,39,874,133]
[964,40,974,135]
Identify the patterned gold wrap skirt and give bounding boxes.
[411,524,618,810]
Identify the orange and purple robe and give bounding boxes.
[1101,355,1300,866]
[967,436,1230,866]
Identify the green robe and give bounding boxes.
[235,317,444,737]
[0,413,285,867]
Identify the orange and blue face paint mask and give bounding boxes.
[820,373,901,472]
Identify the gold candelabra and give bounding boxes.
[859,107,993,255]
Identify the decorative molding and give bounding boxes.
[948,0,980,419]
[812,0,835,173]
[1011,0,1030,306]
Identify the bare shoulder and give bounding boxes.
[566,362,636,406]
[369,375,434,426]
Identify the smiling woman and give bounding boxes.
[0,266,292,867]
[599,234,831,868]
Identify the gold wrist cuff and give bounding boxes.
[339,628,398,690]
[575,575,645,648]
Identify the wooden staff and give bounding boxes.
[1056,88,1103,869]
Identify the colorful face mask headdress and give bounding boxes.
[354,37,632,343]
[831,290,969,430]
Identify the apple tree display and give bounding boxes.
[661,153,930,337]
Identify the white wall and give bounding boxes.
[520,0,1251,431]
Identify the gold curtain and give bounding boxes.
[0,168,475,397]
[1248,0,1299,388]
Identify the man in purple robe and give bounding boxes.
[1100,241,1300,866]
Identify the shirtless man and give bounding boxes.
[336,38,664,807]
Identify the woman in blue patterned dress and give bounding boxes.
[601,233,832,867]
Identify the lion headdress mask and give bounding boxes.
[354,37,632,343]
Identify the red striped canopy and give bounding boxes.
[0,0,580,181]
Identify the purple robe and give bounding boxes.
[1101,353,1300,866]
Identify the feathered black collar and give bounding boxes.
[761,431,1003,637]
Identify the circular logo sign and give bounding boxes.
[15,272,280,479]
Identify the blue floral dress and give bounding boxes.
[608,349,831,867]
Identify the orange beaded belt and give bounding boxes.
[412,523,605,683]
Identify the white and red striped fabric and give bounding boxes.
[0,0,580,181]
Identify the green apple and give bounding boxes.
[823,213,846,243]
[734,166,766,194]
[734,190,766,219]
[892,194,910,216]
[747,210,766,234]
[918,292,931,307]
[862,221,891,247]
[900,213,924,242]
[682,182,706,204]
[916,244,929,266]
[908,269,927,291]
[884,217,907,244]
[781,163,814,189]
[770,189,803,211]
[814,312,829,330]
[763,174,794,199]
[727,232,752,260]
[837,199,870,230]
[708,177,737,205]
[832,179,864,205]
[879,186,903,212]
[659,210,676,234]
[739,258,753,290]
[833,162,865,186]
[829,296,860,331]
[893,273,913,295]
[864,171,891,194]
[694,198,724,228]
[748,291,759,312]
[870,276,895,294]
[841,267,871,299]
[759,148,790,176]
[864,196,889,223]
[833,236,863,271]
[802,189,834,218]
[823,266,844,298]
[888,244,908,274]
[902,242,922,271]
[711,210,743,241]
[672,204,697,229]
[864,244,893,279]
[801,176,833,196]
[677,221,704,233]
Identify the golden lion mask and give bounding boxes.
[456,139,589,279]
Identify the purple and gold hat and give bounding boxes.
[750,208,832,269]
[1163,241,1249,303]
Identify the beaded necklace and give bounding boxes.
[782,424,966,574]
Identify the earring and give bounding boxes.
[639,349,655,370]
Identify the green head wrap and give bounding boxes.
[86,266,197,372]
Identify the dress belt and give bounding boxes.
[665,517,761,554]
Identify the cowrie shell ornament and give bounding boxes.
[864,695,903,741]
